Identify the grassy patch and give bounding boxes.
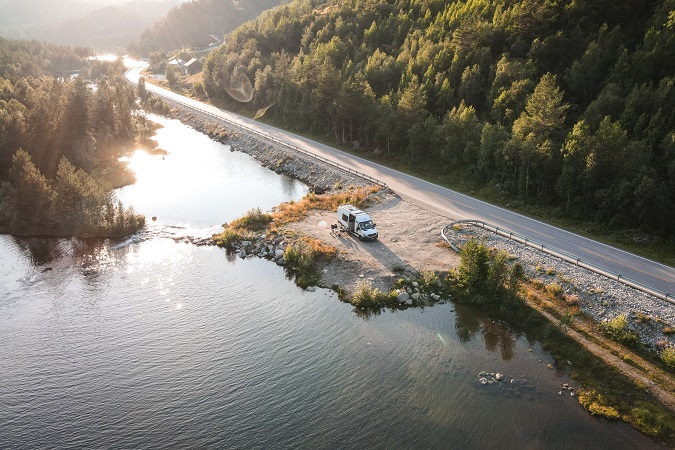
[228,207,272,231]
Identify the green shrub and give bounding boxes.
[599,315,639,347]
[546,283,563,298]
[661,346,675,370]
[284,240,316,274]
[216,228,242,248]
[578,389,621,420]
[229,207,272,231]
[350,281,394,308]
[392,263,406,273]
[420,269,440,289]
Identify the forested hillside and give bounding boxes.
[0,38,145,237]
[130,0,284,55]
[202,0,675,238]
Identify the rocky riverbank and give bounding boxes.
[449,225,675,351]
[168,107,372,193]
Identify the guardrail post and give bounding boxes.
[617,274,621,282]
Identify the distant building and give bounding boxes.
[185,58,203,75]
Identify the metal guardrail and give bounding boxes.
[442,219,674,305]
[135,78,389,189]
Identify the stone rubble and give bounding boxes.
[168,107,373,192]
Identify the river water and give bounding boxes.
[0,116,659,449]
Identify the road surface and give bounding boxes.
[126,65,675,299]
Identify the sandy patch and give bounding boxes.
[283,192,460,294]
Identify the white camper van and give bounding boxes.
[337,204,378,241]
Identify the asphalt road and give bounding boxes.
[127,66,675,299]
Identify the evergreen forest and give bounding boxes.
[202,0,675,239]
[0,38,145,237]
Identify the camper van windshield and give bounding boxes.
[359,220,374,230]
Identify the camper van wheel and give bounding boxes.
[358,235,364,241]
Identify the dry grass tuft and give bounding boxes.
[272,186,380,225]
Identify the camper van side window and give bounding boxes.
[342,214,348,222]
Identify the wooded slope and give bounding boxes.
[203,0,675,238]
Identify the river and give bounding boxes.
[0,116,660,449]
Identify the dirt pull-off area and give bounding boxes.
[283,192,460,294]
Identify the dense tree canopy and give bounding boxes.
[0,39,145,237]
[202,0,675,237]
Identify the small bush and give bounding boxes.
[636,313,652,324]
[392,263,406,273]
[546,267,556,276]
[564,293,579,306]
[661,346,675,370]
[216,228,242,248]
[559,310,574,328]
[545,283,563,298]
[420,270,440,289]
[303,237,337,259]
[599,314,639,346]
[578,389,621,420]
[663,326,675,335]
[350,281,394,308]
[229,207,272,231]
[284,240,316,274]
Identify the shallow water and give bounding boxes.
[0,116,661,449]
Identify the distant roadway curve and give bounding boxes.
[126,65,675,299]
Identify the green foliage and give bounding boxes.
[0,41,146,237]
[216,228,246,249]
[200,0,675,238]
[228,207,272,231]
[420,269,440,289]
[283,240,319,288]
[132,0,283,55]
[455,239,490,293]
[454,239,523,304]
[166,65,183,88]
[661,346,675,370]
[0,151,143,237]
[350,281,396,308]
[545,283,563,298]
[599,315,639,347]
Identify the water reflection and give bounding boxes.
[454,303,515,360]
[116,114,308,227]
[12,237,66,266]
